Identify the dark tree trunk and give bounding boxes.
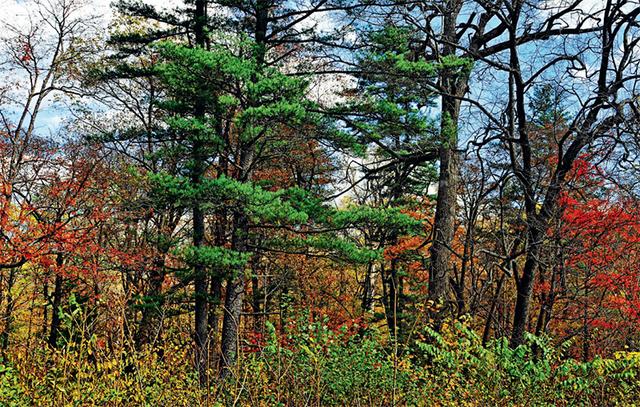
[135,262,164,349]
[428,0,465,324]
[382,265,395,338]
[0,267,17,356]
[207,276,222,347]
[193,145,209,387]
[219,135,255,378]
[48,254,65,348]
[510,227,542,347]
[428,97,461,320]
[219,0,268,378]
[220,214,248,378]
[220,277,244,376]
[207,213,226,369]
[381,259,406,341]
[482,274,505,346]
[192,0,210,387]
[361,262,376,313]
[251,256,262,330]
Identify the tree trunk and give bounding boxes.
[193,175,209,386]
[0,267,17,356]
[220,214,248,378]
[428,101,460,320]
[361,262,377,313]
[482,274,505,346]
[220,276,244,377]
[219,0,268,378]
[48,254,64,348]
[135,263,164,349]
[191,0,209,387]
[428,0,465,324]
[510,227,541,347]
[207,275,222,358]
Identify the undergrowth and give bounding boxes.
[1,311,639,406]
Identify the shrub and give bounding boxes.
[1,313,638,406]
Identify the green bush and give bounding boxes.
[214,318,640,406]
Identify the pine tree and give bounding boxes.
[332,24,443,338]
[100,0,423,383]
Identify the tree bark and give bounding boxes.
[192,0,210,387]
[48,254,64,348]
[428,0,465,324]
[135,263,164,349]
[219,0,268,378]
[482,274,505,346]
[0,267,17,356]
[220,214,248,378]
[361,262,377,313]
[510,241,540,347]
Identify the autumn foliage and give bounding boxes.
[2,0,640,405]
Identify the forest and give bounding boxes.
[1,0,640,405]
